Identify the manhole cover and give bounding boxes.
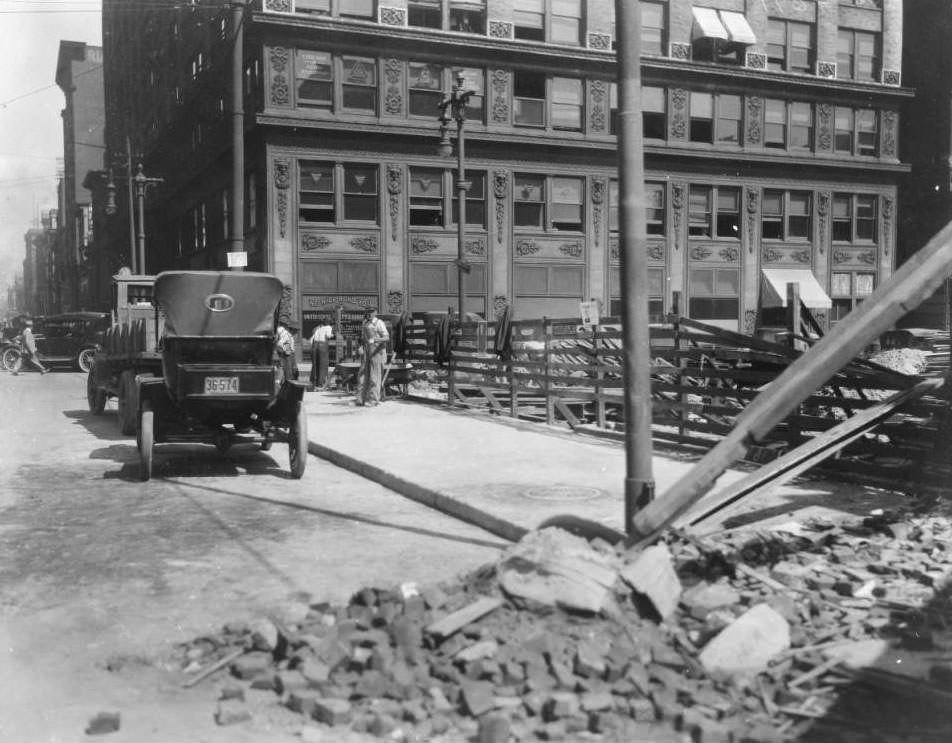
[522,485,604,501]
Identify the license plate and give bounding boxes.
[204,376,239,394]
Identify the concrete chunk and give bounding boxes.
[699,604,790,677]
[619,544,682,619]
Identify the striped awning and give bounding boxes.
[719,10,757,45]
[692,7,728,41]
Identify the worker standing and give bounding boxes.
[308,317,334,390]
[356,307,389,407]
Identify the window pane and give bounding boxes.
[643,86,664,113]
[690,269,715,295]
[718,188,739,212]
[763,191,782,214]
[715,269,739,295]
[855,274,874,296]
[690,92,713,118]
[296,51,332,107]
[410,169,442,198]
[551,17,580,45]
[341,0,374,17]
[831,273,851,296]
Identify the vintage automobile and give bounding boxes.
[136,271,309,481]
[2,312,110,372]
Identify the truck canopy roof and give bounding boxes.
[155,271,284,337]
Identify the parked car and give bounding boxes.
[6,313,111,372]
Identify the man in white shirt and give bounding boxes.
[357,307,389,406]
[309,317,334,389]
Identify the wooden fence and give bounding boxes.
[392,310,949,478]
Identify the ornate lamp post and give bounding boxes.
[132,164,164,275]
[437,72,475,317]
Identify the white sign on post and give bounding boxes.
[226,251,248,268]
[579,299,600,330]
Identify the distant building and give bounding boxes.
[102,0,907,337]
[22,210,56,317]
[55,40,106,311]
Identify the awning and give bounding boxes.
[692,7,728,41]
[761,269,832,310]
[719,10,756,45]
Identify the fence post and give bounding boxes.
[544,317,554,425]
[786,283,802,446]
[672,291,687,440]
[446,307,456,407]
[594,324,606,428]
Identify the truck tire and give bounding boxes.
[138,403,154,481]
[77,347,96,373]
[87,369,106,414]
[117,370,137,435]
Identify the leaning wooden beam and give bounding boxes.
[681,378,943,531]
[627,220,952,545]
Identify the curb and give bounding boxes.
[306,439,528,544]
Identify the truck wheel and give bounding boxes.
[87,369,106,414]
[118,370,137,436]
[288,403,308,479]
[77,347,96,373]
[138,403,154,481]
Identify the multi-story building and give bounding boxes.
[101,0,907,339]
[55,41,106,311]
[22,212,55,318]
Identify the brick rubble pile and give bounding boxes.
[179,512,952,742]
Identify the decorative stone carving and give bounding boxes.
[351,236,378,254]
[610,238,619,263]
[719,246,739,262]
[746,189,758,254]
[489,20,512,39]
[465,238,486,256]
[672,182,685,251]
[647,243,664,261]
[559,241,583,258]
[857,250,876,265]
[817,61,836,78]
[588,32,611,50]
[882,195,893,256]
[669,42,691,60]
[833,249,850,265]
[516,239,540,256]
[817,104,833,151]
[590,80,607,132]
[817,192,830,255]
[882,111,897,158]
[746,97,762,146]
[882,69,901,86]
[271,47,289,72]
[302,234,330,252]
[387,163,402,241]
[493,170,508,244]
[744,310,758,336]
[274,158,290,238]
[670,89,687,140]
[387,290,404,313]
[379,7,406,26]
[746,52,767,70]
[592,179,605,247]
[690,246,712,260]
[270,47,290,106]
[491,70,509,124]
[410,237,439,254]
[791,249,811,264]
[385,58,402,115]
[762,247,783,263]
[265,0,290,14]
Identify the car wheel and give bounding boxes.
[138,403,154,481]
[87,369,106,414]
[2,347,21,373]
[288,402,308,479]
[77,347,96,373]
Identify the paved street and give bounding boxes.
[0,370,506,743]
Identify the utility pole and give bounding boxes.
[615,1,655,531]
[229,0,246,270]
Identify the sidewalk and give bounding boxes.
[302,386,913,543]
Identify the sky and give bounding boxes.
[0,0,103,302]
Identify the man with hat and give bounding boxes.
[357,307,389,406]
[11,319,48,376]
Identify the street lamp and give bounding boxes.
[133,164,164,275]
[437,72,476,318]
[104,162,163,275]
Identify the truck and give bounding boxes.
[86,270,163,435]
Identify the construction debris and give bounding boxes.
[177,512,952,741]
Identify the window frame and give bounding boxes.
[837,28,880,82]
[688,185,741,239]
[409,167,487,229]
[835,107,878,157]
[761,189,813,241]
[609,179,666,236]
[688,266,740,322]
[830,270,875,324]
[514,173,585,233]
[765,99,814,151]
[298,161,380,226]
[513,0,582,46]
[831,193,878,244]
[767,18,814,74]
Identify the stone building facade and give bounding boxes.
[102,0,907,337]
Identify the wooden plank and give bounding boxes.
[682,379,943,530]
[554,399,581,428]
[477,386,505,414]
